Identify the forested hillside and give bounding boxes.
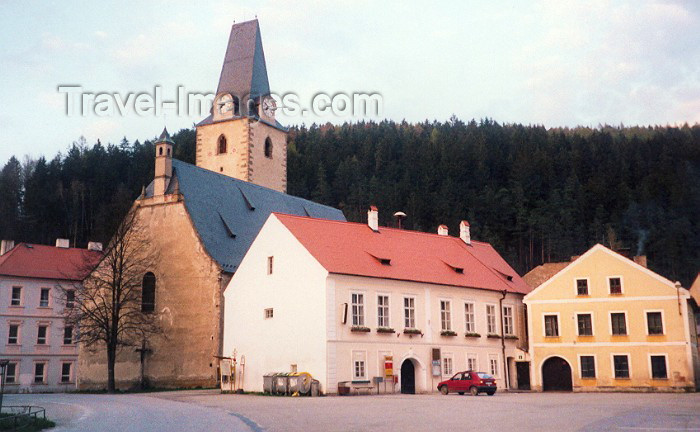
[1,119,698,285]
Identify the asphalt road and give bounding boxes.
[6,390,700,431]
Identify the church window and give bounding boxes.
[264,137,273,159]
[159,147,163,156]
[142,272,156,313]
[233,96,241,116]
[217,135,227,154]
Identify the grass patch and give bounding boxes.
[0,413,55,431]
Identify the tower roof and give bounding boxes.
[216,19,270,100]
[156,127,175,145]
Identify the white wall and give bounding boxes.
[0,276,78,393]
[223,215,329,392]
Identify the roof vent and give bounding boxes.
[0,240,14,256]
[459,220,471,245]
[238,187,256,211]
[437,225,448,236]
[367,252,390,266]
[368,206,379,232]
[56,238,70,248]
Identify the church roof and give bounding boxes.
[217,19,270,100]
[145,159,345,273]
[156,127,175,145]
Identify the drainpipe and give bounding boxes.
[499,290,509,390]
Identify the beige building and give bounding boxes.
[524,244,699,392]
[77,20,345,390]
[224,209,532,394]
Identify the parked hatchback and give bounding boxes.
[438,371,497,396]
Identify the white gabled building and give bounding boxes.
[223,208,532,394]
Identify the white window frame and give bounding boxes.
[33,361,47,384]
[648,353,669,380]
[10,286,22,307]
[352,350,367,380]
[7,322,21,345]
[464,301,476,333]
[543,312,560,337]
[403,296,416,329]
[607,275,624,295]
[644,309,665,336]
[60,361,73,383]
[575,311,595,336]
[611,353,631,379]
[440,299,452,331]
[39,287,51,308]
[65,289,75,309]
[609,311,628,336]
[577,354,597,379]
[574,277,590,296]
[486,304,498,334]
[466,353,478,371]
[502,305,514,336]
[63,326,74,345]
[4,361,18,384]
[488,354,499,377]
[351,292,365,327]
[377,294,390,328]
[442,353,454,377]
[36,324,49,345]
[264,308,274,319]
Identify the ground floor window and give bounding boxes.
[613,355,630,379]
[442,354,453,376]
[61,362,72,383]
[352,351,367,380]
[580,356,595,378]
[650,355,667,379]
[466,354,477,371]
[34,363,46,384]
[5,362,17,383]
[489,355,499,377]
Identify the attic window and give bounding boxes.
[367,252,391,266]
[238,187,256,211]
[218,212,236,238]
[454,267,464,274]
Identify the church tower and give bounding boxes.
[195,19,287,193]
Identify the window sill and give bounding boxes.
[611,334,628,337]
[609,293,623,296]
[464,333,481,338]
[403,328,422,335]
[487,334,501,339]
[5,344,21,347]
[647,333,665,337]
[577,335,594,338]
[59,381,75,385]
[580,377,596,380]
[613,377,630,380]
[576,294,590,297]
[440,330,457,337]
[376,327,395,334]
[544,336,560,339]
[504,335,519,340]
[8,305,24,309]
[37,306,53,310]
[31,382,47,386]
[350,326,371,333]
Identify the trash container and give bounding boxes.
[311,379,320,397]
[288,372,313,395]
[274,373,289,395]
[337,381,350,396]
[263,373,275,394]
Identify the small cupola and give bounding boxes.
[154,128,174,196]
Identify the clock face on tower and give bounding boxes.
[262,96,276,119]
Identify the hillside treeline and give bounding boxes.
[1,119,698,285]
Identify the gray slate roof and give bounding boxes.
[145,159,346,273]
[217,19,270,100]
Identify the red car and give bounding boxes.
[438,371,497,396]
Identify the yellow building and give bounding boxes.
[524,244,698,392]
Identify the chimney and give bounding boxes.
[154,128,174,196]
[88,242,103,252]
[56,238,70,248]
[0,240,14,256]
[367,206,379,232]
[437,224,449,236]
[459,220,471,245]
[633,255,647,268]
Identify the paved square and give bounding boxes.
[6,390,700,431]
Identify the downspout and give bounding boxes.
[499,290,509,390]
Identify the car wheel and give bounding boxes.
[458,392,464,395]
[440,385,449,395]
[470,386,479,396]
[487,391,496,396]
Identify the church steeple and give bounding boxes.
[154,127,174,196]
[195,19,287,193]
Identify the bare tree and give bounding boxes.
[62,207,162,392]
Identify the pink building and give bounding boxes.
[0,240,101,392]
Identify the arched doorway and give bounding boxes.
[400,359,415,394]
[542,357,572,391]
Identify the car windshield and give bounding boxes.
[477,373,494,379]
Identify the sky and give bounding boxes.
[1,0,699,164]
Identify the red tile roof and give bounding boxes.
[0,243,102,281]
[522,262,571,289]
[274,214,531,295]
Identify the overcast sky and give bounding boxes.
[1,0,699,164]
